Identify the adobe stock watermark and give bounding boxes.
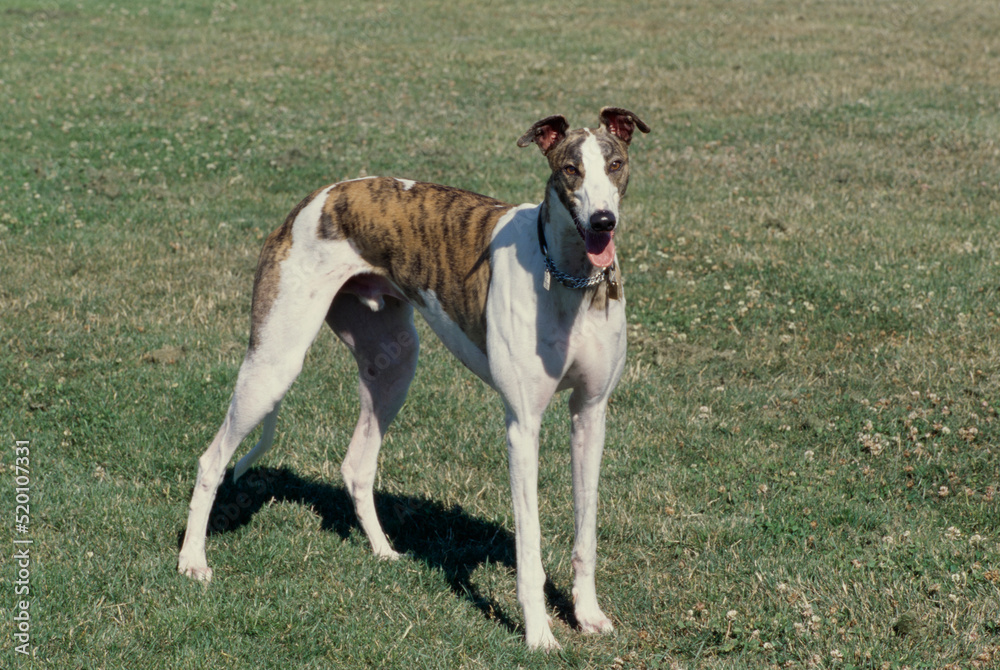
[360,329,416,382]
[12,440,32,657]
[208,467,279,534]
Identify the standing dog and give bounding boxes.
[178,107,649,650]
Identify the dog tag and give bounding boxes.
[606,265,622,301]
[543,269,551,291]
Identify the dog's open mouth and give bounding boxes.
[577,224,616,269]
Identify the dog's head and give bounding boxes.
[518,107,650,268]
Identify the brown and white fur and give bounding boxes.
[178,107,649,650]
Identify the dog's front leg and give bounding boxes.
[505,408,561,651]
[568,389,614,635]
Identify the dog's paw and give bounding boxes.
[576,606,614,635]
[178,556,214,582]
[526,626,562,652]
[578,614,614,635]
[374,546,402,561]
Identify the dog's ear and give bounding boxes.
[599,107,650,145]
[517,115,569,154]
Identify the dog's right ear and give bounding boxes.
[517,115,569,155]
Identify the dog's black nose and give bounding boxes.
[590,210,617,232]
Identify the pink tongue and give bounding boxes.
[586,231,616,268]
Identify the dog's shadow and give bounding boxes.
[180,466,577,634]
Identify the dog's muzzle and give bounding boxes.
[570,209,617,269]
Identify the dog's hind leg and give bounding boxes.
[326,290,419,559]
[178,265,347,581]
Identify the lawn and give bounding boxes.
[1,0,998,668]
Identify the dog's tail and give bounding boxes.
[232,401,281,481]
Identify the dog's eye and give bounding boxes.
[563,165,579,177]
[609,160,624,173]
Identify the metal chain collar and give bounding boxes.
[542,252,612,289]
[536,202,614,290]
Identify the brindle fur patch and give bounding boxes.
[317,177,511,351]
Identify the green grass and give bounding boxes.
[2,0,999,667]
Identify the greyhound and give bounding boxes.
[178,107,649,650]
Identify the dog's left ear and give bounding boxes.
[599,107,650,145]
[517,115,569,155]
